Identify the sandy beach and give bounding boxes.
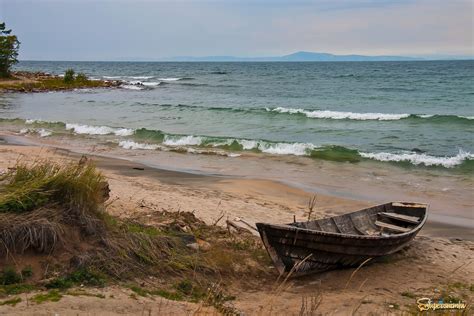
[0,133,472,315]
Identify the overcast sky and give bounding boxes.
[0,0,472,61]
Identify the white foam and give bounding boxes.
[66,123,134,136]
[103,76,122,79]
[227,153,241,158]
[163,135,203,146]
[158,78,181,81]
[268,107,410,121]
[142,81,161,87]
[19,128,52,137]
[114,128,135,136]
[129,76,154,80]
[237,139,259,150]
[121,85,144,90]
[38,129,52,137]
[418,114,434,118]
[360,149,473,168]
[118,140,159,150]
[260,142,314,156]
[460,115,474,120]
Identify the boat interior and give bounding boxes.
[290,202,427,236]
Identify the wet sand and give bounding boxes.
[1,132,472,239]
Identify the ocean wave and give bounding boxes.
[129,76,154,80]
[158,78,181,81]
[163,135,203,146]
[259,142,314,155]
[20,128,52,137]
[267,107,410,121]
[141,81,162,87]
[360,150,473,168]
[10,119,473,169]
[66,123,134,136]
[118,140,159,150]
[103,76,122,79]
[121,84,145,91]
[265,107,474,122]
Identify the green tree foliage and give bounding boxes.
[0,22,20,78]
[64,69,75,83]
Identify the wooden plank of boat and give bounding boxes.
[379,212,420,224]
[392,202,427,208]
[374,220,411,233]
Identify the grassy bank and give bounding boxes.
[0,159,271,313]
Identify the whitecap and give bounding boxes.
[19,128,52,137]
[129,76,154,80]
[38,129,52,137]
[259,142,314,156]
[268,107,410,121]
[360,149,473,168]
[163,135,203,146]
[121,85,144,90]
[141,81,161,87]
[118,140,159,150]
[66,123,134,136]
[158,78,181,81]
[237,139,259,150]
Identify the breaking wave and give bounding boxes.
[360,150,474,168]
[65,123,134,136]
[265,107,473,122]
[4,119,473,169]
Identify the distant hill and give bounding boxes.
[163,51,422,62]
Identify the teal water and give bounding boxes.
[1,60,473,170]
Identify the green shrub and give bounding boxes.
[21,266,33,278]
[64,69,75,83]
[76,73,88,82]
[0,267,22,285]
[45,268,106,289]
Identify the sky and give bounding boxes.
[0,0,472,61]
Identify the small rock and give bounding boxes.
[389,304,394,308]
[186,243,200,251]
[197,239,211,251]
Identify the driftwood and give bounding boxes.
[226,219,257,235]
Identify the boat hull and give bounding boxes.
[256,202,428,276]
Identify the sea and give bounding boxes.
[1,60,473,172]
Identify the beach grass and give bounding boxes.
[0,159,270,312]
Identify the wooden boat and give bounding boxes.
[256,202,428,276]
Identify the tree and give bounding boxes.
[0,22,20,78]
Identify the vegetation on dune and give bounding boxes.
[0,22,20,78]
[0,69,119,92]
[0,159,270,312]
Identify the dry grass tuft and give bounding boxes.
[0,159,271,311]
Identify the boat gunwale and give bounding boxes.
[256,201,429,241]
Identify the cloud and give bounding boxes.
[0,0,472,60]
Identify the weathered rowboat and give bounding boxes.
[256,202,428,276]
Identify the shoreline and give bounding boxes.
[1,132,472,240]
[1,133,473,315]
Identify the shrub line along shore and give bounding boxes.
[0,71,121,93]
